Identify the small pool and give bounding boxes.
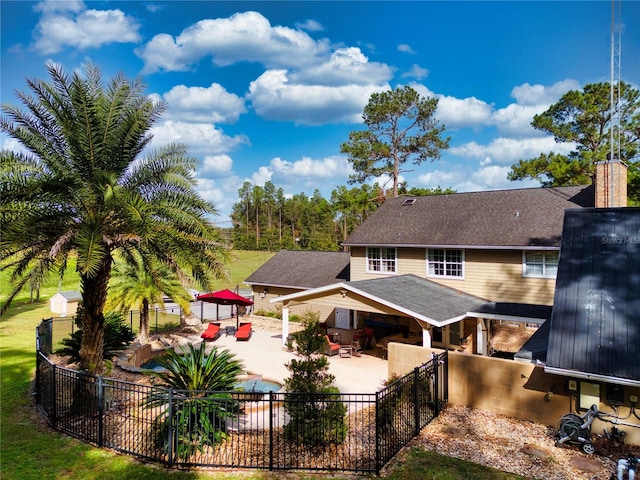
[235,377,282,393]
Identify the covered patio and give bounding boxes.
[271,274,550,358]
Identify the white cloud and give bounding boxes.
[248,155,353,192]
[511,79,580,106]
[270,155,352,179]
[490,103,547,137]
[290,47,393,86]
[416,169,461,188]
[248,70,388,125]
[401,64,429,80]
[153,83,246,124]
[409,83,493,130]
[31,1,141,54]
[150,121,249,155]
[295,19,324,32]
[202,154,233,175]
[0,137,28,154]
[251,166,273,185]
[136,11,330,73]
[397,44,415,54]
[450,136,575,164]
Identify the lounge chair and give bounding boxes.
[201,322,221,341]
[235,322,252,341]
[324,334,340,356]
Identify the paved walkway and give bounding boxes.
[173,324,388,394]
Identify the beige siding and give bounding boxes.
[349,246,556,305]
[250,286,336,324]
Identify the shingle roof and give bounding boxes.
[546,208,640,382]
[343,185,593,248]
[244,250,350,289]
[346,274,490,324]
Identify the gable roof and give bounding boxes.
[346,274,490,324]
[244,250,350,289]
[343,185,593,249]
[545,208,640,386]
[52,290,82,302]
[272,273,490,326]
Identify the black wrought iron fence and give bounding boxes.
[35,319,447,474]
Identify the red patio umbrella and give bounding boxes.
[196,289,253,328]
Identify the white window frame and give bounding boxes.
[522,251,559,278]
[426,248,465,279]
[366,247,397,274]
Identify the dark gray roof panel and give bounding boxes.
[343,185,593,248]
[546,208,640,381]
[473,303,552,321]
[515,319,550,363]
[244,250,350,289]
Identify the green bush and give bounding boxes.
[56,311,134,365]
[145,343,244,460]
[283,310,347,446]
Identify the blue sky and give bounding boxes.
[2,1,639,226]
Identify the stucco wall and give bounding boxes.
[388,343,640,445]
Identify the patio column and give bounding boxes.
[422,328,432,348]
[281,305,289,348]
[477,318,488,356]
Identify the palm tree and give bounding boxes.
[107,254,193,344]
[0,62,228,373]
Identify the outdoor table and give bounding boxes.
[225,326,237,336]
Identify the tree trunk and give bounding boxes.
[138,299,150,345]
[78,255,112,374]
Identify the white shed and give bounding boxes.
[50,290,82,317]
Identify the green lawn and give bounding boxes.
[0,250,527,480]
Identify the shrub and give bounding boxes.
[56,310,134,365]
[145,343,244,460]
[283,310,347,446]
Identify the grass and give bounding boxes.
[0,250,529,479]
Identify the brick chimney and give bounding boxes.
[595,161,627,208]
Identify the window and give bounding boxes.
[523,251,558,278]
[427,249,464,278]
[366,247,396,273]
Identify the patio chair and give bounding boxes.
[324,334,340,356]
[201,322,221,341]
[235,322,252,341]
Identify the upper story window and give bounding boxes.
[366,247,397,274]
[427,249,464,278]
[523,251,558,278]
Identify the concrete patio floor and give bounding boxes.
[173,323,389,394]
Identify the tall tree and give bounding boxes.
[0,63,228,373]
[508,82,640,204]
[341,86,450,198]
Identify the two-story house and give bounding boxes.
[248,162,628,359]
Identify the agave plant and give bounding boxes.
[146,343,244,460]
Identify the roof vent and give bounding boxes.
[402,198,416,206]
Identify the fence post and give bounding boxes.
[413,366,420,436]
[51,363,57,425]
[97,375,104,448]
[375,391,381,475]
[432,352,440,417]
[167,389,174,467]
[269,392,274,471]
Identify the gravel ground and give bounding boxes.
[383,404,640,480]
